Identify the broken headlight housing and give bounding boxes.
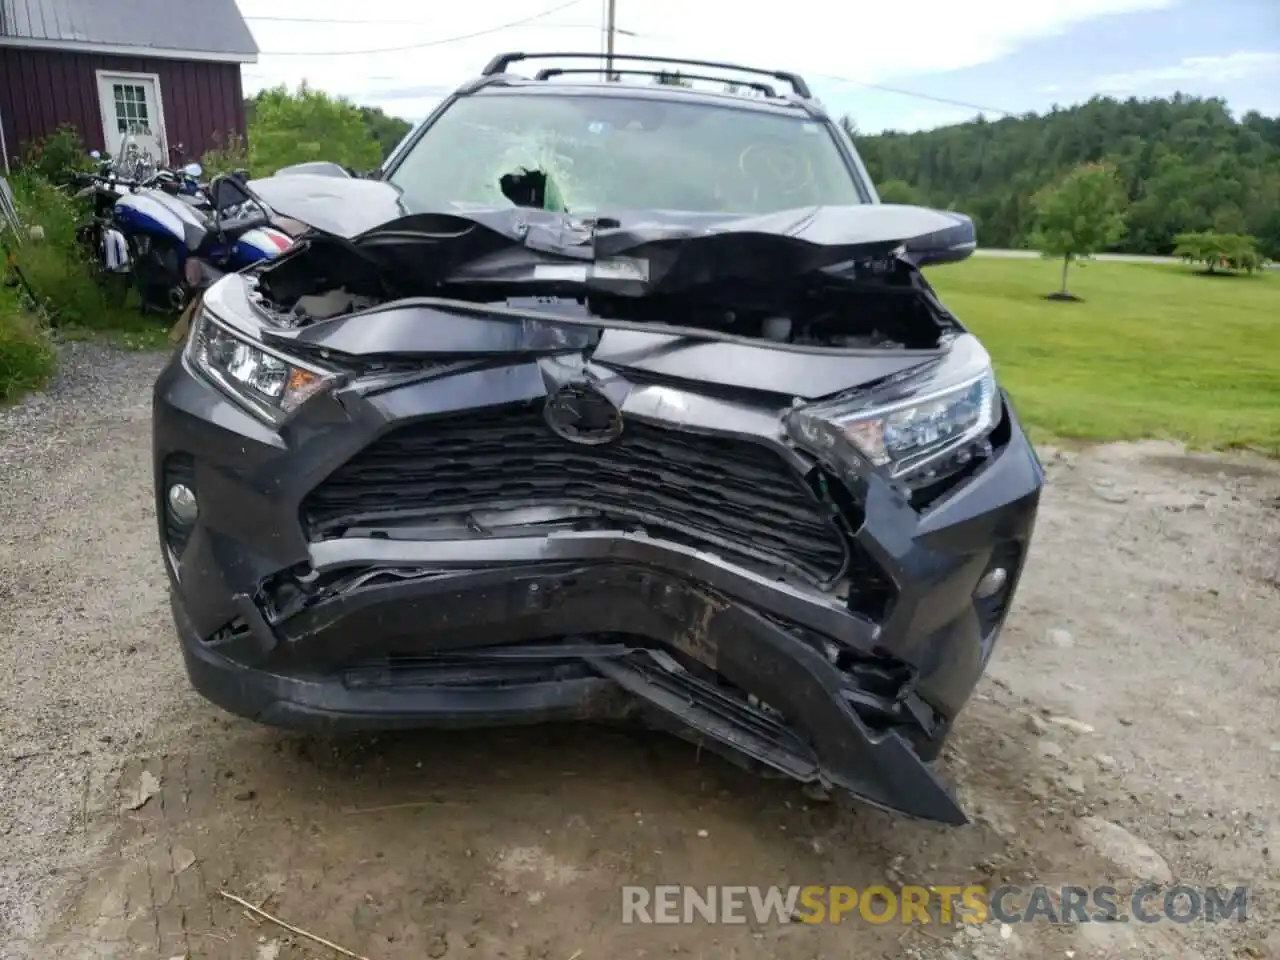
[186,310,337,423]
[785,334,1002,490]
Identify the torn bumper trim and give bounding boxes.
[171,562,965,825]
[588,609,966,824]
[299,532,879,652]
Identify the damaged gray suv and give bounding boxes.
[152,52,1044,824]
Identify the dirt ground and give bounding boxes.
[2,343,1278,960]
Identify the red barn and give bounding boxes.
[0,0,257,171]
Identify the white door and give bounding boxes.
[95,71,167,166]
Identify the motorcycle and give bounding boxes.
[73,162,140,305]
[101,170,294,314]
[73,141,207,296]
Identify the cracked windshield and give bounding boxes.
[1,0,1277,959]
[388,93,864,213]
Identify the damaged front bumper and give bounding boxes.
[154,302,1043,826]
[174,542,972,822]
[172,570,967,823]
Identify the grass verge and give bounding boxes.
[0,283,56,402]
[1,172,171,401]
[925,257,1280,454]
[5,199,1279,453]
[6,174,146,329]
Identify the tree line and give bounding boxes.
[222,84,412,177]
[847,94,1280,259]
[154,84,1280,266]
[337,87,1279,261]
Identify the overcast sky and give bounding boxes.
[235,0,1280,131]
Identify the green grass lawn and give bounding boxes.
[925,257,1280,454]
[5,238,1280,453]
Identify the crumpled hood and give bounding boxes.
[247,173,974,293]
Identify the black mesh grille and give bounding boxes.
[302,403,849,582]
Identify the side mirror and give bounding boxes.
[901,211,977,267]
[184,162,204,179]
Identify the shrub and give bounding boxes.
[247,82,382,176]
[19,124,95,184]
[0,286,56,401]
[200,132,252,177]
[6,172,119,325]
[1172,231,1267,274]
[6,172,150,331]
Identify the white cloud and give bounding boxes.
[236,0,1176,120]
[1095,50,1280,93]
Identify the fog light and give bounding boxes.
[975,566,1008,599]
[167,483,198,524]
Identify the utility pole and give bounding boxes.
[604,0,617,80]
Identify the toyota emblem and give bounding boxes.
[544,383,624,445]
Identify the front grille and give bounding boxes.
[302,402,849,583]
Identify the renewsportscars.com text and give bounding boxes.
[621,884,1249,925]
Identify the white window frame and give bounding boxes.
[94,69,169,155]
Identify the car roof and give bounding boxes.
[457,51,827,119]
[463,76,825,120]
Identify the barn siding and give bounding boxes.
[0,46,245,164]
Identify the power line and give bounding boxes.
[246,14,430,24]
[256,0,587,56]
[249,6,1014,118]
[246,14,623,29]
[813,72,1015,117]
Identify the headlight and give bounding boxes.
[785,334,1001,489]
[186,310,337,423]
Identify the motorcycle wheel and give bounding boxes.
[132,238,186,315]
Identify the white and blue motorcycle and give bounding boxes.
[87,164,294,314]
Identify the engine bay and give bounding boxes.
[247,232,958,351]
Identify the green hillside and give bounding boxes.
[850,95,1280,258]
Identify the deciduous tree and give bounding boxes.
[247,83,382,176]
[876,179,924,206]
[1030,163,1128,299]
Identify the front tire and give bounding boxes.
[132,237,185,315]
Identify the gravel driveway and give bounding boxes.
[2,343,1278,960]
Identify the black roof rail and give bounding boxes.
[533,67,778,98]
[482,51,812,99]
